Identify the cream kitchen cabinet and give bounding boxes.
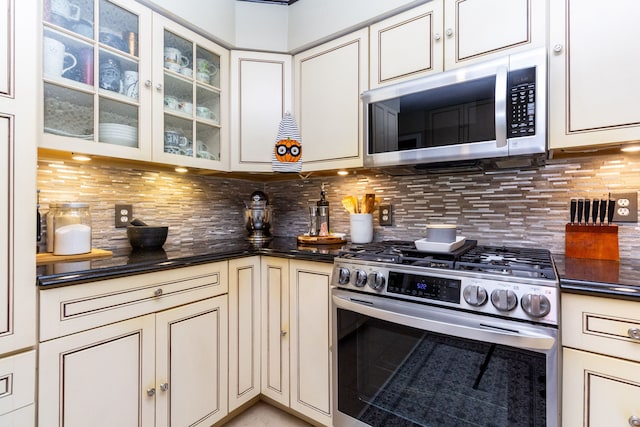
[260,257,333,426]
[40,0,230,170]
[151,13,229,170]
[40,0,154,161]
[294,28,368,171]
[549,0,640,150]
[369,0,545,88]
[228,256,261,411]
[39,262,229,427]
[230,51,292,172]
[0,0,38,423]
[562,293,640,426]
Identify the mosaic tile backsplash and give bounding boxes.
[37,153,640,258]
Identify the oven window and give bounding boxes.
[336,308,547,426]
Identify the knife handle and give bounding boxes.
[584,199,591,224]
[577,199,584,224]
[570,199,577,224]
[592,199,600,224]
[608,199,616,225]
[599,199,607,225]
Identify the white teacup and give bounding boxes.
[196,106,211,119]
[180,67,193,77]
[196,71,210,83]
[178,101,193,114]
[164,95,178,110]
[43,37,77,78]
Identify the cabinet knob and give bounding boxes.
[144,80,152,88]
[433,33,441,41]
[553,44,563,53]
[154,288,163,297]
[445,28,454,37]
[156,83,163,91]
[628,327,640,340]
[629,416,640,426]
[160,382,169,392]
[281,330,287,337]
[147,388,156,397]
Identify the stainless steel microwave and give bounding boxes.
[362,48,547,169]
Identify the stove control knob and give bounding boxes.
[336,268,351,285]
[367,272,386,291]
[354,270,368,288]
[463,285,488,306]
[490,289,518,312]
[521,293,551,318]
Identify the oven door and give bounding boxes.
[332,288,559,427]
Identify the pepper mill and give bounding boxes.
[317,184,330,236]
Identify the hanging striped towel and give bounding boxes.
[272,112,302,173]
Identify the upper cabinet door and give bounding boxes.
[294,28,368,171]
[369,3,444,89]
[444,0,545,68]
[0,0,11,97]
[41,0,153,161]
[152,14,229,171]
[230,51,292,172]
[549,0,640,150]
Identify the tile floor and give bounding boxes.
[222,401,313,427]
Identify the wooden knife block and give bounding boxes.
[565,224,619,261]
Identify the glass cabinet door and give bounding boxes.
[154,14,227,169]
[42,0,151,160]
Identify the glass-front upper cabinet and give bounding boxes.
[152,14,229,170]
[41,0,152,160]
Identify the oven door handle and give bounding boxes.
[333,292,556,351]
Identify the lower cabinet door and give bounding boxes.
[155,295,228,427]
[289,260,333,426]
[563,347,640,427]
[38,315,156,427]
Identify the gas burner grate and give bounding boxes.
[456,246,556,280]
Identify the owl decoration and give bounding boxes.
[272,112,302,172]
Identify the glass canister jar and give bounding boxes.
[53,202,92,255]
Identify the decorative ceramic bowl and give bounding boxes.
[126,226,168,248]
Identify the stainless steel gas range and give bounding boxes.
[331,240,560,427]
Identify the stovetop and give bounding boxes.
[337,240,556,281]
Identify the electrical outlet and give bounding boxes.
[115,204,133,228]
[379,204,392,226]
[609,192,638,223]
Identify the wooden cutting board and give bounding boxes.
[297,235,346,245]
[36,248,113,265]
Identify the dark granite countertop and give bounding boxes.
[554,254,640,301]
[37,237,345,288]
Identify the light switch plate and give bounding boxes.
[115,204,133,228]
[609,192,638,223]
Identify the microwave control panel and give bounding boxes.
[507,67,536,138]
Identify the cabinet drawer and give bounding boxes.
[0,350,35,418]
[562,293,640,361]
[40,261,228,341]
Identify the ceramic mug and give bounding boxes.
[178,101,193,114]
[49,0,81,22]
[196,71,210,83]
[164,47,189,71]
[123,70,138,99]
[98,57,122,93]
[164,95,178,110]
[43,37,77,78]
[196,106,211,119]
[164,130,181,147]
[179,67,193,77]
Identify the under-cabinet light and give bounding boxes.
[71,153,91,161]
[621,145,640,153]
[175,167,189,173]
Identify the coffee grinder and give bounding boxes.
[245,191,272,243]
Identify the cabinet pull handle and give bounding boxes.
[160,382,169,392]
[147,388,156,397]
[629,416,640,426]
[281,330,287,337]
[628,328,640,340]
[154,288,163,297]
[553,44,563,53]
[433,33,441,41]
[445,28,453,37]
[144,79,152,88]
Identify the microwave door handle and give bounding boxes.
[495,66,508,148]
[333,293,555,351]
